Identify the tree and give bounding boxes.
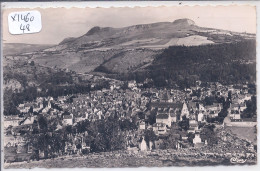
[200,124,218,146]
[147,109,157,125]
[163,126,182,149]
[30,61,35,66]
[109,132,126,151]
[29,106,33,113]
[241,96,256,118]
[218,109,228,123]
[65,125,73,134]
[76,144,82,150]
[216,96,225,105]
[75,120,91,133]
[187,132,195,144]
[144,130,157,145]
[228,91,232,100]
[90,133,107,152]
[119,119,136,131]
[38,115,48,132]
[35,133,51,159]
[49,133,63,155]
[179,116,189,131]
[204,96,215,106]
[137,112,145,120]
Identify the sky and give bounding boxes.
[2,5,256,45]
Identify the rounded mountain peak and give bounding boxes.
[85,26,102,35]
[85,26,113,36]
[172,18,196,26]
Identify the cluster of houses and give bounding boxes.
[228,85,253,120]
[3,80,256,162]
[137,94,219,148]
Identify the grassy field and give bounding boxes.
[225,126,257,145]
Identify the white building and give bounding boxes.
[128,80,137,89]
[139,138,148,151]
[193,133,202,144]
[139,121,146,130]
[197,113,205,122]
[62,114,74,126]
[180,102,189,120]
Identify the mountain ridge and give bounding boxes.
[83,18,197,38]
[4,18,255,79]
[59,19,200,49]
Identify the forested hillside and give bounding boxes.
[116,39,256,88]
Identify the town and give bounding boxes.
[4,76,257,165]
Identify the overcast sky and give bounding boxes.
[2,5,256,45]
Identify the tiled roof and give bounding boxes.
[150,102,182,109]
[153,123,166,127]
[156,114,169,119]
[230,103,240,108]
[188,102,197,109]
[170,112,176,117]
[63,114,73,119]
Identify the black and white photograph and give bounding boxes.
[1,3,257,168]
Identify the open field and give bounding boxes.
[226,126,257,145]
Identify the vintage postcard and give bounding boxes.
[1,2,257,169]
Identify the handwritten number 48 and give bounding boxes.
[20,24,30,33]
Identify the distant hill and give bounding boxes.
[3,43,53,56]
